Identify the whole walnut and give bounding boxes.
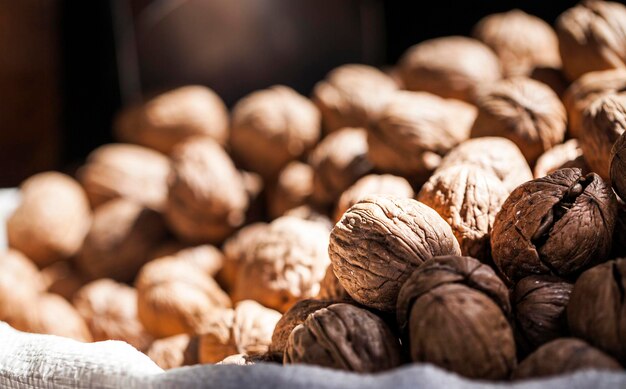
[513,338,622,380]
[398,36,502,102]
[309,127,372,206]
[230,85,321,180]
[114,85,229,154]
[491,168,617,284]
[473,9,561,77]
[7,172,91,267]
[165,137,249,244]
[0,250,44,327]
[534,139,589,178]
[396,255,515,380]
[284,303,402,373]
[317,266,353,303]
[73,279,152,351]
[78,143,170,211]
[556,1,626,82]
[231,216,330,312]
[198,300,281,364]
[512,275,573,354]
[329,195,461,311]
[470,77,567,165]
[568,258,626,363]
[418,165,507,261]
[268,162,313,219]
[218,222,267,292]
[76,198,168,282]
[580,95,626,180]
[41,261,86,301]
[611,131,626,202]
[146,334,199,370]
[437,137,533,193]
[312,64,398,133]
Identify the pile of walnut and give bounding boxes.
[5,2,626,381]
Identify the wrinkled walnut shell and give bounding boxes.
[534,139,589,178]
[146,334,199,370]
[218,222,267,293]
[268,162,314,219]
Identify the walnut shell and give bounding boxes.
[317,266,353,303]
[470,77,567,165]
[491,168,617,284]
[114,85,229,154]
[284,303,402,372]
[218,222,267,293]
[0,250,44,326]
[146,334,199,369]
[329,195,461,311]
[556,1,626,82]
[165,137,249,244]
[473,9,561,77]
[612,132,626,202]
[41,261,86,301]
[398,36,502,102]
[268,161,313,219]
[78,143,170,211]
[534,139,589,178]
[230,85,321,180]
[7,172,91,267]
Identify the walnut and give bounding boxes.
[309,127,372,206]
[76,198,168,282]
[230,85,321,180]
[7,172,91,267]
[114,85,229,154]
[73,279,152,351]
[231,216,330,312]
[41,261,86,301]
[491,168,617,285]
[513,338,622,380]
[312,64,398,133]
[396,255,515,380]
[146,334,199,369]
[317,266,353,303]
[198,300,281,364]
[473,9,561,77]
[611,131,626,202]
[329,195,461,311]
[218,222,267,293]
[0,250,44,327]
[268,161,313,219]
[398,36,501,102]
[165,137,249,244]
[284,303,402,372]
[534,139,589,178]
[556,1,626,82]
[470,77,567,165]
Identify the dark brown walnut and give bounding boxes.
[438,137,533,193]
[114,85,229,154]
[367,91,475,182]
[398,36,502,102]
[534,139,589,178]
[284,303,402,372]
[230,85,321,180]
[396,255,514,380]
[470,77,567,165]
[268,161,313,219]
[491,168,617,284]
[41,261,86,301]
[165,137,249,244]
[568,258,626,363]
[146,334,199,370]
[309,127,372,206]
[0,250,45,327]
[512,275,573,353]
[218,222,267,293]
[513,338,622,380]
[329,195,461,311]
[418,165,507,261]
[611,131,626,202]
[317,266,353,303]
[76,198,168,282]
[580,95,626,180]
[556,1,626,82]
[473,9,561,77]
[7,172,91,267]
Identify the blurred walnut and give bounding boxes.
[218,222,267,293]
[534,139,589,178]
[230,86,321,180]
[146,334,199,370]
[165,137,249,244]
[612,132,626,202]
[473,10,560,77]
[0,250,44,327]
[312,64,398,133]
[7,172,91,267]
[317,266,353,303]
[556,1,626,82]
[398,36,501,102]
[283,206,333,229]
[396,255,514,380]
[284,303,402,372]
[470,77,567,165]
[491,168,617,284]
[268,162,313,219]
[41,261,86,301]
[114,85,228,154]
[329,195,461,311]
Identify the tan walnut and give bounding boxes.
[146,334,199,370]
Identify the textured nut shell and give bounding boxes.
[317,266,353,303]
[7,172,91,267]
[284,303,402,373]
[0,250,44,326]
[219,222,267,292]
[268,162,313,219]
[78,143,170,210]
[41,261,86,301]
[470,77,567,165]
[166,137,248,244]
[398,36,501,101]
[146,334,199,369]
[329,195,461,311]
[114,85,228,153]
[611,131,626,201]
[230,85,320,179]
[534,139,589,178]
